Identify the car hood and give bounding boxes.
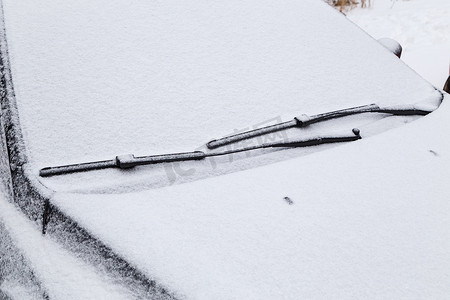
[52,93,450,299]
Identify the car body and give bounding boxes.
[444,66,450,93]
[0,0,449,299]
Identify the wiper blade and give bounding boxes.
[206,103,432,149]
[39,128,361,177]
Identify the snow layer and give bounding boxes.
[347,0,450,89]
[0,193,139,299]
[0,221,46,299]
[54,93,450,299]
[2,0,440,191]
[377,37,402,56]
[2,0,449,298]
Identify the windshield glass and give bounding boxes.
[1,0,440,193]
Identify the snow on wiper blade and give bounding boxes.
[39,129,361,177]
[206,103,433,149]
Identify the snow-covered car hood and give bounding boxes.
[53,95,450,299]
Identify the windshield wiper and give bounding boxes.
[206,103,432,149]
[39,128,361,177]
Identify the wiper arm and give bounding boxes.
[39,128,361,177]
[206,103,432,149]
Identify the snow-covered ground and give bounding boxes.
[347,0,450,89]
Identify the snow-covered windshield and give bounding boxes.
[1,0,441,192]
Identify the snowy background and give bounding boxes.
[346,0,449,89]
